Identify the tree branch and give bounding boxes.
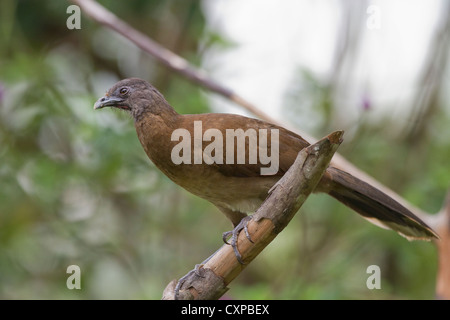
[70,0,271,122]
[162,131,343,300]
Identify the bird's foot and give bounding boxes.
[222,215,254,264]
[174,263,205,300]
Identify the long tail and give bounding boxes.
[324,167,438,240]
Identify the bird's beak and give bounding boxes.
[94,95,125,110]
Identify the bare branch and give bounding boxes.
[162,131,343,300]
[70,0,272,122]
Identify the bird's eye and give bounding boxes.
[119,87,129,96]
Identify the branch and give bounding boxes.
[162,131,343,300]
[70,0,271,123]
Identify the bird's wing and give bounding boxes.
[181,113,310,178]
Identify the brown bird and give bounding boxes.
[94,78,437,259]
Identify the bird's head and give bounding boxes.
[94,78,174,121]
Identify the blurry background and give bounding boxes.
[0,0,449,299]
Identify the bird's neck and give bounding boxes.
[131,96,179,122]
[134,104,183,181]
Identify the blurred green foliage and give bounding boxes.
[0,0,448,300]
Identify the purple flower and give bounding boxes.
[362,94,371,111]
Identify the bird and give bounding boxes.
[94,78,438,260]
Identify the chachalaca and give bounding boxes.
[94,78,438,261]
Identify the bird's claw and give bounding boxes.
[174,216,254,298]
[222,216,254,264]
[174,264,205,300]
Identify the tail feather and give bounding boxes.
[326,167,438,240]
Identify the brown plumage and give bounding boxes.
[94,78,438,241]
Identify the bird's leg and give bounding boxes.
[222,215,254,264]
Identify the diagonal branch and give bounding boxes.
[70,0,271,123]
[162,131,343,300]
